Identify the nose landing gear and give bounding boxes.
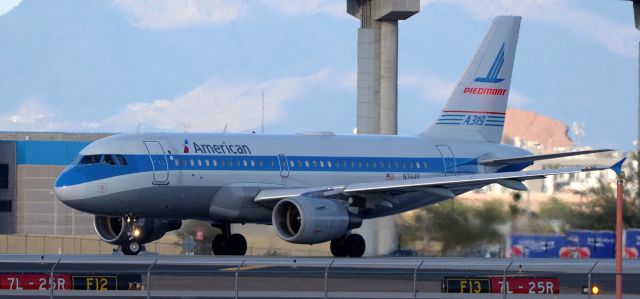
[122,214,142,256]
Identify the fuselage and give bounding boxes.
[53,132,531,222]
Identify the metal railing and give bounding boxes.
[0,256,638,298]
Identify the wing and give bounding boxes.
[254,163,612,207]
[478,149,613,167]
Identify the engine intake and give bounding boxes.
[93,215,182,245]
[272,197,361,244]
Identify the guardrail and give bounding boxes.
[0,256,638,298]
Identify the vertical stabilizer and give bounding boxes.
[421,16,521,143]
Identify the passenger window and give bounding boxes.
[328,161,332,168]
[101,155,116,165]
[175,159,180,166]
[259,161,263,167]
[312,161,317,168]
[197,159,202,167]
[205,160,210,167]
[305,161,310,168]
[416,162,421,169]
[357,161,362,168]
[251,160,255,167]
[423,162,428,169]
[115,155,128,166]
[290,161,295,168]
[365,161,369,168]
[213,159,218,167]
[243,160,248,167]
[409,162,414,169]
[320,161,324,168]
[190,159,195,166]
[297,161,302,168]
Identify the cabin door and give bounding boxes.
[436,145,457,176]
[277,154,290,178]
[144,141,170,185]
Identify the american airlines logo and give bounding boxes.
[463,87,507,95]
[474,43,506,83]
[192,142,252,155]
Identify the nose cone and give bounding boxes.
[54,168,87,207]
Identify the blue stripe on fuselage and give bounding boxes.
[55,154,486,187]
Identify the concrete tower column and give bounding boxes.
[347,0,419,256]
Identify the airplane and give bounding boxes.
[54,16,619,257]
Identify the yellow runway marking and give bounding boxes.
[220,265,269,271]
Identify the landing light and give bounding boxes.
[133,228,141,238]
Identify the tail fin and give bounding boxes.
[421,16,521,143]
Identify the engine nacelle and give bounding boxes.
[93,215,182,245]
[272,197,362,244]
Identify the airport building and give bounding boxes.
[0,132,109,235]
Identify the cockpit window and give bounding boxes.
[101,155,116,165]
[79,155,101,165]
[115,155,127,166]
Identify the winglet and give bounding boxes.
[610,158,626,176]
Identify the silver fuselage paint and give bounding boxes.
[54,132,530,222]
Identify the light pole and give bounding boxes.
[616,170,624,299]
[611,157,626,299]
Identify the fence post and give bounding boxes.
[413,260,425,299]
[502,261,513,299]
[235,259,246,299]
[324,259,335,299]
[49,258,61,299]
[588,261,599,299]
[147,258,158,299]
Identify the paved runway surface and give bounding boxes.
[0,254,639,298]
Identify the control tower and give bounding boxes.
[347,0,420,255]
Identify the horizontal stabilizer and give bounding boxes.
[479,149,613,167]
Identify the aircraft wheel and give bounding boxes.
[212,234,228,255]
[227,234,247,256]
[330,237,347,257]
[122,241,142,255]
[345,234,365,258]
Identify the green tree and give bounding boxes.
[416,199,508,256]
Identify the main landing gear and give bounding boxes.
[330,233,365,257]
[122,215,142,255]
[212,223,247,256]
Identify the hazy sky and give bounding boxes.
[0,0,638,150]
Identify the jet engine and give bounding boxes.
[93,215,182,245]
[272,197,362,244]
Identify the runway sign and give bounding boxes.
[0,273,143,290]
[442,276,559,294]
